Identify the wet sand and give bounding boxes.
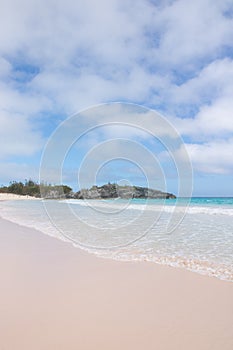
[0,217,233,350]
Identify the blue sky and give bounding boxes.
[0,0,233,196]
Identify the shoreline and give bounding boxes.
[0,198,232,283]
[0,193,40,201]
[0,216,233,349]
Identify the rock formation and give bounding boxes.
[74,183,176,199]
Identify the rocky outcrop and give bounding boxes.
[75,183,176,199]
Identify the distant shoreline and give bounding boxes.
[0,193,40,201]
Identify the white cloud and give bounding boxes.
[166,58,233,142]
[168,58,233,104]
[1,0,233,113]
[0,0,233,183]
[152,0,233,69]
[170,94,233,140]
[185,139,233,174]
[0,111,43,159]
[0,57,12,78]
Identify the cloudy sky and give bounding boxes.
[0,0,233,196]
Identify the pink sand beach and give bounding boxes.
[0,215,233,350]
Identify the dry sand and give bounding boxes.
[0,217,232,350]
[0,193,40,201]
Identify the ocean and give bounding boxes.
[0,197,233,282]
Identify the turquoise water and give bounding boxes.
[130,197,233,206]
[0,197,233,282]
[190,197,233,205]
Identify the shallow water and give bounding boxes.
[0,197,233,282]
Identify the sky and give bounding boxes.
[0,0,233,196]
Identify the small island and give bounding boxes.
[0,180,176,199]
[75,183,176,200]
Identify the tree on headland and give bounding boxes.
[8,181,24,195]
[0,180,72,198]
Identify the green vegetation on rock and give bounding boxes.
[0,180,72,198]
[0,181,176,199]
